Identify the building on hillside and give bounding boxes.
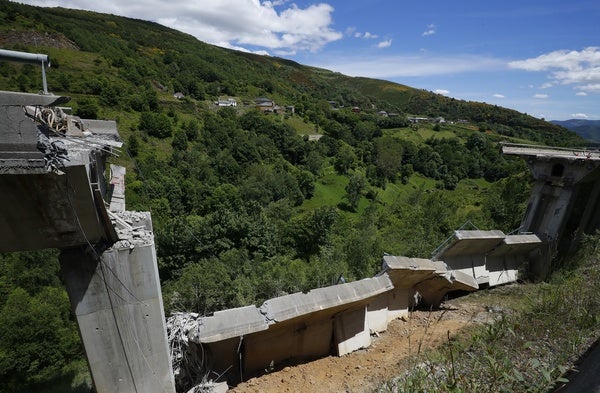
[216,97,237,107]
[173,92,185,99]
[408,116,430,123]
[255,97,275,112]
[377,111,388,117]
[351,106,361,113]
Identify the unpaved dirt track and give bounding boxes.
[231,295,503,393]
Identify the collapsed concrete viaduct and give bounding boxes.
[0,83,176,392]
[170,232,544,389]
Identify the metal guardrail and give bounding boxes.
[431,220,479,258]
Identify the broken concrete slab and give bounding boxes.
[489,234,542,256]
[0,89,69,106]
[0,91,122,252]
[380,255,438,288]
[190,306,268,344]
[433,230,506,286]
[414,262,479,308]
[109,164,126,212]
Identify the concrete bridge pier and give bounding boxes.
[502,143,600,278]
[59,212,175,393]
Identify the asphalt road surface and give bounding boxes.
[556,340,600,393]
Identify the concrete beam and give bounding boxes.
[0,166,109,252]
[385,287,413,322]
[488,234,542,257]
[366,293,389,334]
[243,316,334,379]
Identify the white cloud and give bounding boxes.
[540,82,554,89]
[492,93,505,98]
[509,47,600,93]
[571,113,589,119]
[355,31,378,39]
[314,53,505,78]
[576,83,600,92]
[533,93,549,99]
[422,23,436,36]
[434,89,450,96]
[377,39,392,48]
[576,91,588,96]
[17,0,343,53]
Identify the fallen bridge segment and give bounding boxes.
[433,230,541,287]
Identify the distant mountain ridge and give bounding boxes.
[550,119,600,143]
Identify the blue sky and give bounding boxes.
[15,0,600,120]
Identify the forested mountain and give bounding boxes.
[551,119,600,142]
[0,2,584,392]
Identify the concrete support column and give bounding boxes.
[59,221,175,393]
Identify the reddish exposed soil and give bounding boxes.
[231,294,505,393]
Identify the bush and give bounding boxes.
[74,98,99,119]
[139,111,172,138]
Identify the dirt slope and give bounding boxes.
[231,291,507,393]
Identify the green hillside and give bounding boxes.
[0,2,586,392]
